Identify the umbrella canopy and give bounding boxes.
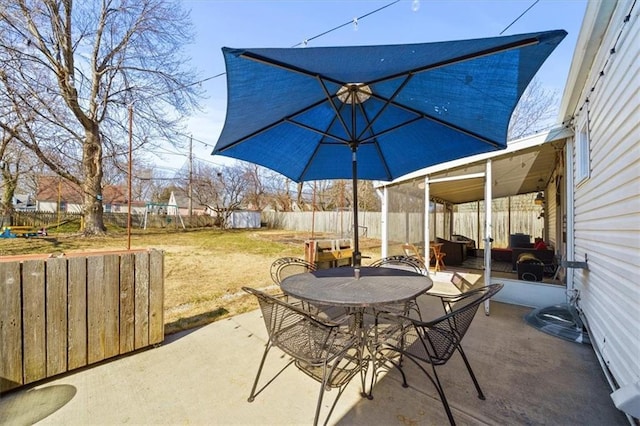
[212,30,566,267]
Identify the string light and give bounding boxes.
[291,0,401,47]
[565,1,635,126]
[412,0,420,12]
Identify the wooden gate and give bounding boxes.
[0,249,164,392]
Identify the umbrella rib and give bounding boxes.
[286,119,349,144]
[366,37,541,86]
[356,74,414,140]
[356,102,394,180]
[217,97,341,151]
[365,91,502,147]
[318,77,354,141]
[358,116,423,144]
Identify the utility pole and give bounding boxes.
[188,135,193,217]
[127,104,133,250]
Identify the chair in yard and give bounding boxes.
[369,255,430,317]
[370,283,504,425]
[402,243,428,268]
[270,257,316,286]
[369,255,426,274]
[270,257,348,321]
[243,287,366,426]
[426,272,484,314]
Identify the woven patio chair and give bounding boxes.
[426,272,484,314]
[243,287,366,426]
[369,255,426,274]
[369,255,430,317]
[269,257,349,322]
[270,257,316,285]
[370,283,503,425]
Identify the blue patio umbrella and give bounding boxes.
[212,30,566,268]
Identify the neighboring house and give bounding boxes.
[558,0,639,417]
[375,0,639,419]
[35,176,146,214]
[166,189,208,216]
[12,194,36,211]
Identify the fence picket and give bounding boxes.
[22,260,46,383]
[67,257,88,370]
[0,261,23,392]
[46,257,68,376]
[134,252,150,349]
[149,250,164,345]
[119,253,136,354]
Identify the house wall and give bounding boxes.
[35,201,83,213]
[570,1,640,391]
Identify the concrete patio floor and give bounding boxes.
[0,292,628,425]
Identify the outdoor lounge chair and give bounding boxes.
[370,283,503,425]
[243,287,366,426]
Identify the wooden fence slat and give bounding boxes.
[21,260,47,384]
[134,252,150,349]
[102,255,120,359]
[148,250,165,345]
[46,257,68,376]
[119,253,135,354]
[0,262,23,392]
[87,256,106,364]
[67,257,87,370]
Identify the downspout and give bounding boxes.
[565,139,575,294]
[423,176,431,274]
[377,186,388,258]
[484,159,493,315]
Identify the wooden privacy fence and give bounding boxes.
[0,249,164,393]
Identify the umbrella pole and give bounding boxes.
[351,147,361,268]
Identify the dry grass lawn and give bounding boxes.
[0,228,382,334]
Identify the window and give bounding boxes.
[576,111,590,183]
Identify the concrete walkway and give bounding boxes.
[0,296,628,425]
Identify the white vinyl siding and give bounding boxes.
[571,0,640,391]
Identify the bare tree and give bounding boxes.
[509,77,559,140]
[0,133,21,218]
[0,0,200,234]
[241,163,269,211]
[189,163,246,228]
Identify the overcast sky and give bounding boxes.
[153,0,588,173]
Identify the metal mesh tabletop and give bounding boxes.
[281,266,433,308]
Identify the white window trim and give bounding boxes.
[575,110,591,184]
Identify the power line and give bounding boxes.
[500,0,540,35]
[136,1,404,104]
[291,0,401,47]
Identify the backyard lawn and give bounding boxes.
[0,227,382,334]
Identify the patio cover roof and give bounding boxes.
[380,126,571,205]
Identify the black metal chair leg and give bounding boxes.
[457,346,485,400]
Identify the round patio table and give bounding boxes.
[280,266,433,399]
[280,266,433,308]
